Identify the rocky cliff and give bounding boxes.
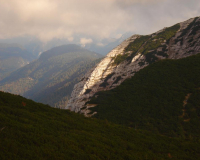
[66,17,200,115]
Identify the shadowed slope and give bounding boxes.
[89,53,200,138]
[0,91,200,159]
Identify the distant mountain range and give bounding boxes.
[0,43,36,80]
[0,32,133,57]
[84,32,134,55]
[0,44,102,108]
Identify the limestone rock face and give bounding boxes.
[66,17,200,115]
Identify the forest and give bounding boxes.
[0,90,200,160]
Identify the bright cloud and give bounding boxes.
[80,38,93,46]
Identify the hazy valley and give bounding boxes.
[0,44,102,108]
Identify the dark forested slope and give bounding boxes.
[0,91,199,160]
[89,53,200,139]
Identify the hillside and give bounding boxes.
[0,43,36,80]
[0,44,102,108]
[66,16,200,114]
[88,53,200,139]
[0,91,200,159]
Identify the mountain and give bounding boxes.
[0,44,102,108]
[0,43,36,80]
[0,33,133,57]
[0,91,200,159]
[88,53,200,138]
[0,36,72,57]
[66,16,200,114]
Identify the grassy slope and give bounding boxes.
[0,91,200,160]
[89,53,200,139]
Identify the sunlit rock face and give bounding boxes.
[66,17,200,115]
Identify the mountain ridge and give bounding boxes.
[39,44,102,60]
[66,16,200,114]
[0,44,102,108]
[0,43,36,80]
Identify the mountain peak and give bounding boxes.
[66,16,200,114]
[39,44,101,60]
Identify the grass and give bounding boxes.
[112,53,129,65]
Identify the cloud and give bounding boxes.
[115,0,163,6]
[80,38,93,46]
[68,37,74,42]
[0,0,199,42]
[96,43,105,47]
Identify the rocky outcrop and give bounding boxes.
[66,17,200,115]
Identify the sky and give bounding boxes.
[0,0,200,46]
